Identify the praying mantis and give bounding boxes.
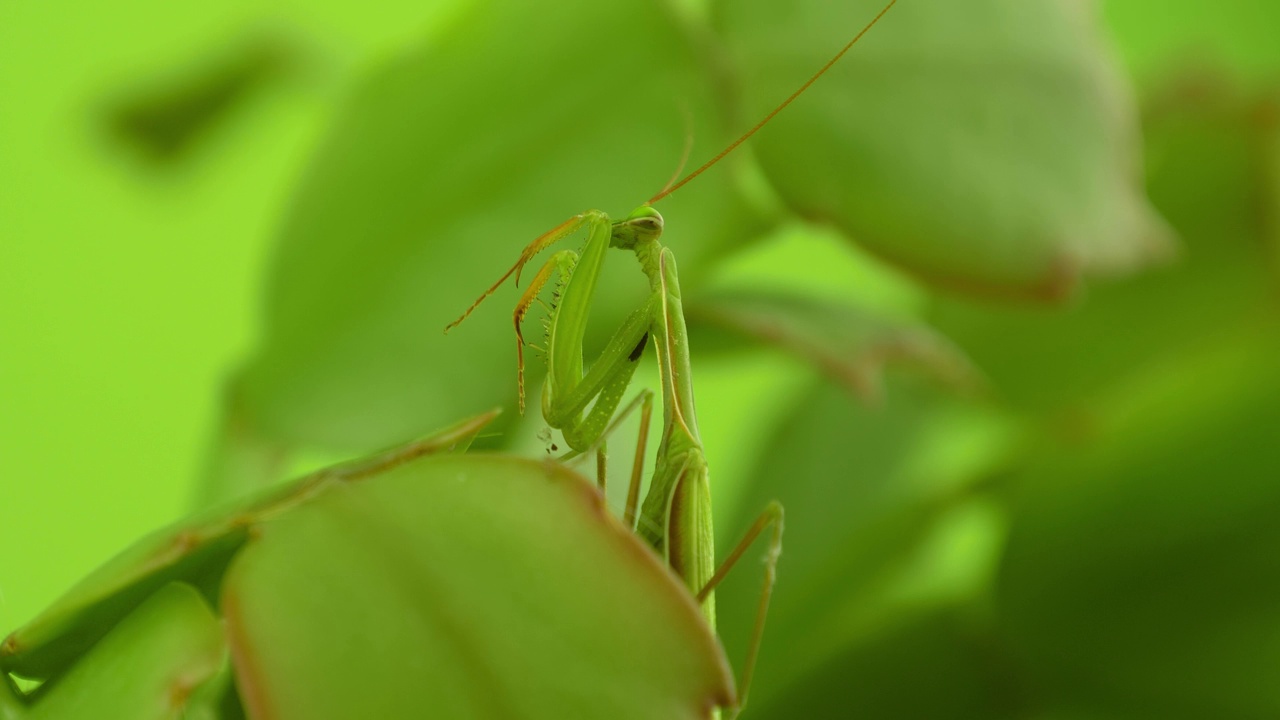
[444,2,897,716]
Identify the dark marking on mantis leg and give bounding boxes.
[628,333,649,362]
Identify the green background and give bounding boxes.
[3,0,1280,716]
[0,0,455,631]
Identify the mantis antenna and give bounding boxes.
[653,101,696,200]
[647,0,897,205]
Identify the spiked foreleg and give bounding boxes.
[513,250,577,414]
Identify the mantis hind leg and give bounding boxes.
[696,501,785,720]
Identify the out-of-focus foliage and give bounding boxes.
[4,0,1280,717]
[0,0,468,638]
[1,585,225,720]
[998,337,1280,719]
[717,0,1172,298]
[689,288,981,401]
[227,0,755,469]
[221,0,1165,493]
[709,2,1280,717]
[223,453,731,720]
[3,417,733,719]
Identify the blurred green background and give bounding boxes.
[3,0,1279,717]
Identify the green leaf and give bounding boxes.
[8,411,732,717]
[231,0,759,457]
[997,336,1280,718]
[0,517,246,682]
[714,0,1171,298]
[19,584,225,720]
[2,412,496,681]
[713,376,1014,712]
[689,287,980,401]
[1105,0,1280,84]
[747,607,1021,720]
[222,454,733,719]
[931,83,1278,414]
[1,676,21,719]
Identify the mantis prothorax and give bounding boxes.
[444,3,896,716]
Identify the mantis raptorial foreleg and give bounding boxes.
[449,210,651,455]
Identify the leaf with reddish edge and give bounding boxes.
[690,288,981,403]
[18,584,224,720]
[222,454,733,720]
[1,411,498,682]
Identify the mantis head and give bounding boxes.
[611,205,665,249]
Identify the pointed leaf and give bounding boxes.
[690,287,980,401]
[932,86,1278,414]
[714,0,1171,298]
[2,412,496,680]
[21,584,224,720]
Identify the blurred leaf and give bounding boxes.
[1260,92,1280,283]
[714,376,1014,712]
[689,287,981,402]
[750,608,1024,720]
[997,334,1280,719]
[3,412,495,680]
[231,0,759,462]
[1104,1,1280,84]
[0,521,245,681]
[714,0,1170,299]
[931,76,1279,415]
[6,412,732,718]
[180,660,244,720]
[223,453,732,719]
[1,677,18,718]
[101,33,300,165]
[19,584,224,720]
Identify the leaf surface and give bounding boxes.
[233,0,756,454]
[19,584,224,720]
[223,454,734,720]
[714,0,1171,298]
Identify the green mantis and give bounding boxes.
[445,3,896,716]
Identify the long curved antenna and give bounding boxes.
[647,0,897,205]
[654,101,696,200]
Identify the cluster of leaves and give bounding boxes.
[5,0,1279,718]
